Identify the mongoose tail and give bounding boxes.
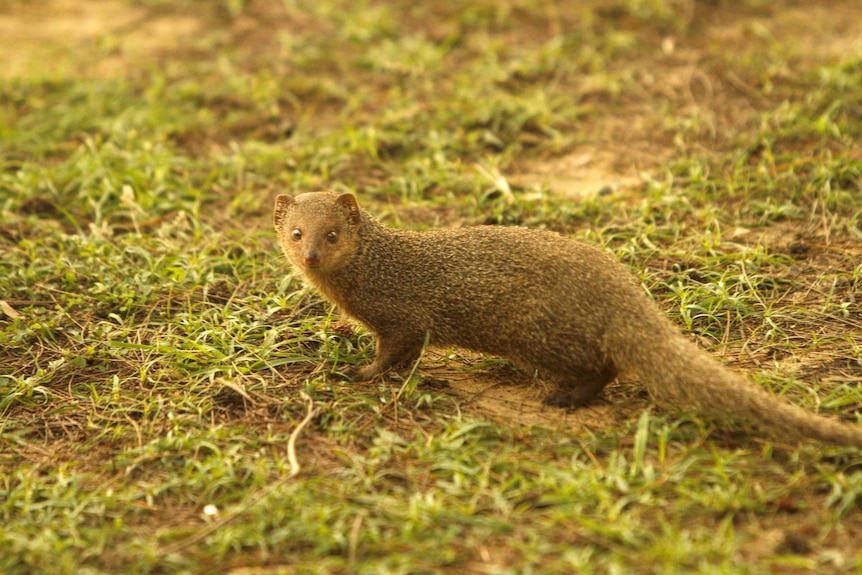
[613,322,862,448]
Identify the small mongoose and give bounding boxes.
[274,190,862,448]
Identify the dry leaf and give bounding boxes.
[0,300,23,320]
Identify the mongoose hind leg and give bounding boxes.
[342,332,424,382]
[542,365,617,408]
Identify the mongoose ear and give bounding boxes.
[335,193,361,225]
[274,194,295,229]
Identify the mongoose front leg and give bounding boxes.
[342,333,424,381]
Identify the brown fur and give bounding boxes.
[274,190,862,448]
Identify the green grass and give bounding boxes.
[2,0,862,573]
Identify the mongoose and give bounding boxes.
[274,190,862,448]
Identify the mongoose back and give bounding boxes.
[274,190,862,448]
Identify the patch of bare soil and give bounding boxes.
[0,0,204,79]
[418,352,646,436]
[510,147,647,199]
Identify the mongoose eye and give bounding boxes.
[291,229,302,241]
[326,231,338,243]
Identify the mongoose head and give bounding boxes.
[274,191,362,275]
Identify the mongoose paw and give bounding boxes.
[337,365,381,382]
[543,387,605,409]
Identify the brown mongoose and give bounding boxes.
[274,190,862,448]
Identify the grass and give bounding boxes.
[2,0,862,573]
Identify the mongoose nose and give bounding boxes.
[305,255,321,268]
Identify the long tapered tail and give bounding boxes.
[611,323,862,449]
